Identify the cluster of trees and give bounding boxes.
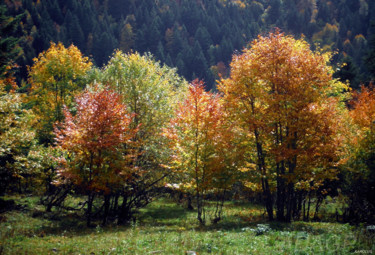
[2,24,375,226]
[29,45,187,226]
[3,0,375,90]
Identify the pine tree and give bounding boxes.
[334,56,360,90]
[195,26,213,52]
[156,41,165,62]
[48,0,64,24]
[69,14,85,51]
[108,0,128,20]
[192,41,208,79]
[119,23,134,53]
[365,21,375,81]
[0,5,24,78]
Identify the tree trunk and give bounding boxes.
[276,162,286,221]
[212,190,226,224]
[295,191,303,220]
[87,192,95,227]
[111,193,119,213]
[187,194,194,210]
[255,131,273,221]
[196,189,204,226]
[306,192,311,221]
[285,149,297,222]
[102,194,111,226]
[303,196,306,221]
[118,195,131,225]
[286,182,295,222]
[313,195,323,220]
[263,178,274,221]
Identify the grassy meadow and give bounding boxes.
[0,195,374,254]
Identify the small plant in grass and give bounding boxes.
[255,224,271,236]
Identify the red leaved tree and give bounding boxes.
[54,85,137,226]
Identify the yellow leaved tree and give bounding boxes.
[28,42,92,144]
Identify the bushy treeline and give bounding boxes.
[1,28,375,226]
[3,0,375,89]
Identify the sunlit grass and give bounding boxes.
[1,196,374,254]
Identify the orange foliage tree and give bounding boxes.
[351,85,375,129]
[219,30,347,222]
[164,79,242,225]
[346,85,375,222]
[54,85,136,226]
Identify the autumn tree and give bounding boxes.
[164,80,241,225]
[219,30,347,222]
[100,51,188,223]
[54,85,136,226]
[28,42,92,144]
[345,85,375,223]
[0,79,36,195]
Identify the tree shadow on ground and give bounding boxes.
[26,197,343,237]
[137,202,189,226]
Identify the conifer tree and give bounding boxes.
[0,5,23,79]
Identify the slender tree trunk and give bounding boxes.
[275,121,285,222]
[293,194,298,219]
[286,182,295,222]
[276,162,286,221]
[303,196,306,221]
[285,132,297,222]
[87,152,95,227]
[255,131,273,221]
[87,192,95,227]
[194,96,205,226]
[111,193,119,214]
[249,100,273,221]
[102,194,111,226]
[213,189,226,224]
[306,192,312,221]
[263,177,274,221]
[118,194,130,225]
[187,194,194,210]
[314,195,323,220]
[196,178,204,226]
[296,191,303,220]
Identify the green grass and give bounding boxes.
[1,196,374,254]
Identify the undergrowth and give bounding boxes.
[0,195,374,254]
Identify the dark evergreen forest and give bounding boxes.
[3,0,375,89]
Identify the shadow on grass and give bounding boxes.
[137,201,189,226]
[134,198,276,232]
[25,197,343,238]
[34,210,92,236]
[33,199,188,235]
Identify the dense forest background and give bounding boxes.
[3,0,375,90]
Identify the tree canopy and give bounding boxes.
[28,42,92,144]
[219,30,348,222]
